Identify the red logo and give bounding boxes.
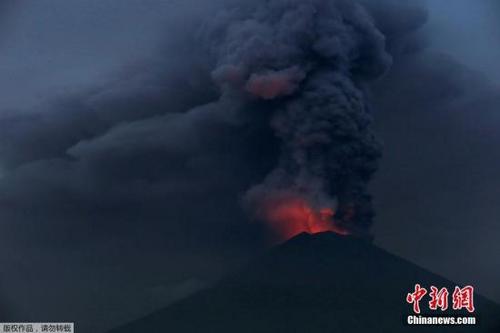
[429,286,449,311]
[406,284,427,314]
[452,286,475,313]
[406,284,475,314]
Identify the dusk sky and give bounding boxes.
[0,1,499,332]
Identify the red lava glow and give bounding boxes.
[262,197,350,242]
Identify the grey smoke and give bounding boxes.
[202,0,392,233]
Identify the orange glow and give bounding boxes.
[262,197,350,242]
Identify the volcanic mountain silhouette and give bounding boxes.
[110,232,500,333]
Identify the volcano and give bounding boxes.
[110,232,500,333]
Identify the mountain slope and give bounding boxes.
[110,232,500,332]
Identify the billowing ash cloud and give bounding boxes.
[201,0,392,234]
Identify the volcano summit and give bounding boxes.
[110,232,500,333]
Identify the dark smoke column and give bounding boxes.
[202,0,391,238]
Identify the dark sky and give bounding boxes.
[0,1,499,333]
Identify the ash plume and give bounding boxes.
[202,0,392,234]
